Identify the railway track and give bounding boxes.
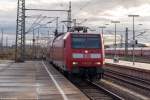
[71,79,123,100]
[51,63,123,100]
[104,69,150,97]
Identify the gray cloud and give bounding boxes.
[0,0,150,44]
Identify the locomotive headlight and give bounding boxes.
[95,62,101,65]
[73,62,78,65]
[85,50,88,54]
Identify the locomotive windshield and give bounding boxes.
[72,34,101,49]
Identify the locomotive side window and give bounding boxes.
[72,34,101,49]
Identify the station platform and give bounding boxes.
[105,59,150,71]
[105,59,150,81]
[0,60,88,100]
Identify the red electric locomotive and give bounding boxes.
[48,31,105,80]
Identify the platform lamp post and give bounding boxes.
[0,28,4,53]
[98,26,106,36]
[128,15,139,65]
[47,21,52,33]
[111,21,120,62]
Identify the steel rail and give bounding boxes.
[71,78,124,100]
[86,80,124,100]
[104,69,150,91]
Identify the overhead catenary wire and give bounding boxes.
[26,16,59,34]
[32,18,59,31]
[128,31,147,40]
[26,16,48,34]
[26,15,43,34]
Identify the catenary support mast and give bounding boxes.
[15,0,26,62]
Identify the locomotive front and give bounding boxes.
[66,33,104,79]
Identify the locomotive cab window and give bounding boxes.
[72,34,101,49]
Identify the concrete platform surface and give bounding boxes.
[0,60,88,100]
[105,59,150,71]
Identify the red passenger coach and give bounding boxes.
[48,32,105,79]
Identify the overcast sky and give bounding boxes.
[0,0,150,45]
